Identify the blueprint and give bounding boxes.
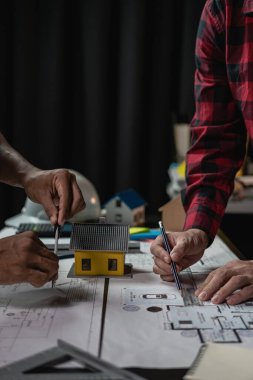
[1,229,253,370]
[101,235,253,368]
[0,259,104,367]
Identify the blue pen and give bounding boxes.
[158,221,182,294]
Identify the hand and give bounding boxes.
[151,228,208,282]
[0,232,59,287]
[23,168,85,225]
[195,259,253,305]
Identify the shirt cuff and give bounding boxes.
[183,203,222,246]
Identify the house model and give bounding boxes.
[69,223,129,276]
[103,188,146,226]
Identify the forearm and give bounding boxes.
[0,132,38,188]
[183,114,247,244]
[183,1,247,244]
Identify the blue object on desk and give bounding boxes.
[129,229,160,240]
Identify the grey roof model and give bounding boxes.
[70,223,129,252]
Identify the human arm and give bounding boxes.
[183,0,247,243]
[0,132,85,225]
[152,2,251,304]
[0,232,58,286]
[152,1,246,271]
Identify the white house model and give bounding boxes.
[103,188,146,226]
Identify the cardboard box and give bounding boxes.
[159,194,186,232]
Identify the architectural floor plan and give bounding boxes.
[0,259,104,367]
[1,229,253,370]
[101,236,253,368]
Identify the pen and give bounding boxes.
[52,224,60,288]
[158,221,182,294]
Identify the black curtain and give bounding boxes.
[0,0,205,226]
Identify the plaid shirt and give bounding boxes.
[183,0,253,243]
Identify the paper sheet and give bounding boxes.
[101,236,253,369]
[183,343,253,380]
[0,259,104,367]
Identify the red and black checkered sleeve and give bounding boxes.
[183,0,247,244]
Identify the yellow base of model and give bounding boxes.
[74,251,125,276]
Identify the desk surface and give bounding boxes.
[0,228,252,380]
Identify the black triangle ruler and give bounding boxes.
[0,339,146,380]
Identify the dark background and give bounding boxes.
[0,0,206,227]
